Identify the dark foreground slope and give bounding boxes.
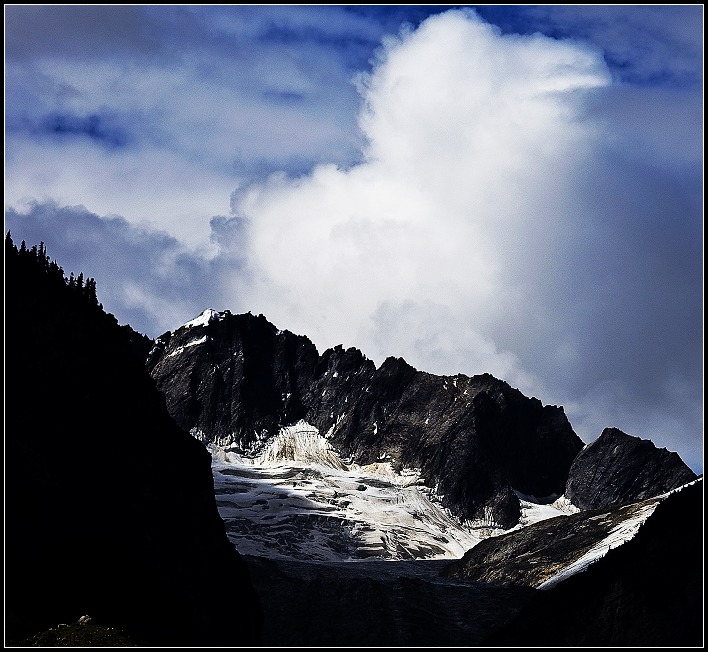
[483,479,704,647]
[245,557,536,646]
[5,237,262,646]
[148,310,583,528]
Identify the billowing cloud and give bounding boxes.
[226,11,613,362]
[221,10,701,469]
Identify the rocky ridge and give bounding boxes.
[148,309,584,528]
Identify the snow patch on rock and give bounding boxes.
[166,335,209,357]
[182,308,221,330]
[538,499,660,590]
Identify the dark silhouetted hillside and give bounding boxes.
[5,234,262,646]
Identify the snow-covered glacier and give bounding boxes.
[211,420,577,561]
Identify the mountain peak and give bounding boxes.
[565,427,697,510]
[148,310,584,528]
[180,308,225,330]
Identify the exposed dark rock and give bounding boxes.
[148,310,584,528]
[5,238,262,646]
[566,427,697,510]
[443,496,664,588]
[147,310,320,448]
[482,479,703,647]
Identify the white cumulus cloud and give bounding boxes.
[227,9,611,392]
[219,10,701,472]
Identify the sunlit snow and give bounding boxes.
[536,480,699,590]
[182,308,221,329]
[211,421,487,561]
[166,335,209,357]
[537,500,660,590]
[507,491,580,531]
[208,421,589,562]
[207,421,686,568]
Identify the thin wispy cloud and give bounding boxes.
[5,5,376,249]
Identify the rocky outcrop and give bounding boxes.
[148,309,584,528]
[5,239,262,646]
[482,479,703,647]
[147,310,321,448]
[565,427,697,510]
[443,493,667,588]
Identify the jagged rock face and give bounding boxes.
[483,480,703,647]
[565,427,697,510]
[147,310,321,447]
[5,246,262,646]
[148,310,584,528]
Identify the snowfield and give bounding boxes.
[211,421,582,562]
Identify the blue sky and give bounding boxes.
[4,5,703,473]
